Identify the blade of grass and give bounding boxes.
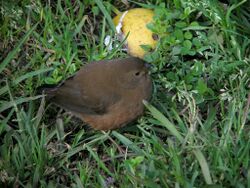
[64,134,109,160]
[106,32,129,59]
[0,67,53,96]
[94,0,116,32]
[248,168,250,188]
[183,26,210,31]
[226,0,247,28]
[33,95,45,127]
[14,67,53,85]
[74,174,84,188]
[112,131,144,155]
[99,17,106,53]
[96,171,107,187]
[86,145,113,176]
[0,108,15,133]
[73,15,89,37]
[203,106,217,131]
[143,100,184,143]
[0,24,37,73]
[193,149,213,185]
[128,1,159,9]
[0,95,43,113]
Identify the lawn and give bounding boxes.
[0,0,249,187]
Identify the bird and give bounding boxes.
[42,57,152,130]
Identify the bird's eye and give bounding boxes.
[134,72,140,76]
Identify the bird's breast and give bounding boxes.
[80,99,144,130]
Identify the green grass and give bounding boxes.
[0,0,249,187]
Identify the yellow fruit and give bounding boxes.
[113,8,157,59]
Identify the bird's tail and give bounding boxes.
[37,84,58,100]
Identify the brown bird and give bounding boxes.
[43,57,152,130]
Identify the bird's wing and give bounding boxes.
[49,75,121,115]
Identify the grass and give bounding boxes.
[0,0,249,187]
